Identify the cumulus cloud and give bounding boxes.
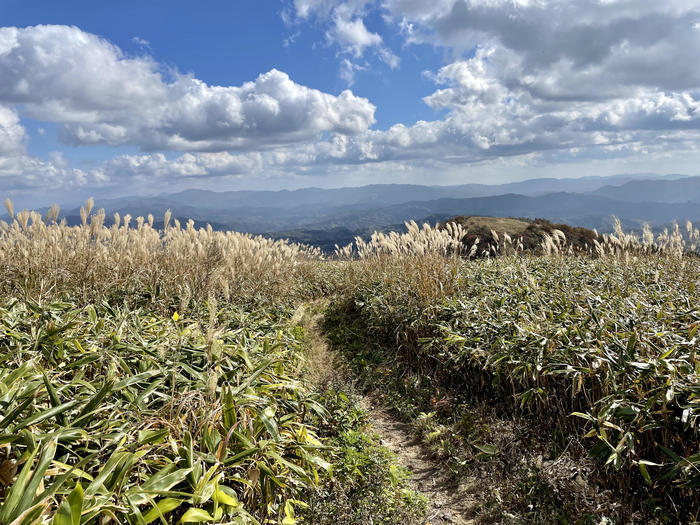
[6,0,700,194]
[287,0,400,82]
[327,15,382,56]
[0,25,376,152]
[0,154,102,191]
[77,46,700,184]
[93,152,264,182]
[0,149,263,194]
[0,105,26,156]
[278,0,700,168]
[384,0,700,97]
[0,101,91,191]
[293,46,700,166]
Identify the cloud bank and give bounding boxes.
[0,25,375,153]
[281,0,700,165]
[2,1,700,196]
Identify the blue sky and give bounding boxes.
[0,0,440,134]
[1,0,700,206]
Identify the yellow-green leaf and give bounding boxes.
[179,508,213,523]
[143,498,183,524]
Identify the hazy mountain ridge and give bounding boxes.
[589,176,700,203]
[3,174,699,250]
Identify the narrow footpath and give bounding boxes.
[296,303,478,525]
[295,302,641,524]
[359,396,478,525]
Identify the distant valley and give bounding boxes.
[6,173,700,252]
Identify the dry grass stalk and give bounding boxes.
[0,199,322,306]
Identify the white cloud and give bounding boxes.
[294,0,338,19]
[328,16,382,56]
[0,102,93,192]
[278,0,700,168]
[75,51,700,185]
[48,151,68,168]
[0,154,100,191]
[287,1,400,82]
[0,105,26,156]
[377,47,400,69]
[384,0,700,96]
[131,36,150,46]
[339,59,367,86]
[0,25,376,152]
[94,151,264,181]
[7,1,700,195]
[315,48,700,165]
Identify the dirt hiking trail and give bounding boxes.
[295,304,479,525]
[360,396,479,525]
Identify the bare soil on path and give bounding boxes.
[296,303,479,525]
[359,396,479,525]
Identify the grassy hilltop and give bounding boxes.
[0,199,699,524]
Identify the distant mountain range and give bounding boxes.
[590,177,700,203]
[4,173,699,251]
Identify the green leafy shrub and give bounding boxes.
[335,253,700,520]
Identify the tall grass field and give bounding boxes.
[1,199,698,524]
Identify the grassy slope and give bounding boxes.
[445,216,532,235]
[441,215,600,254]
[2,205,699,523]
[325,254,700,523]
[0,299,425,524]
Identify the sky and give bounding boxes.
[1,0,700,206]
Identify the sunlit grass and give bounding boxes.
[2,198,699,522]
